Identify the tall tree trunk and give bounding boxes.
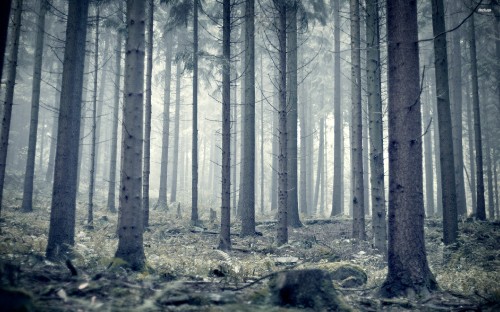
[271,93,278,211]
[468,13,486,220]
[76,52,91,195]
[276,0,288,246]
[21,0,47,213]
[88,5,100,228]
[240,0,256,237]
[331,0,342,217]
[423,76,435,217]
[94,34,109,181]
[191,0,199,225]
[365,0,386,253]
[170,50,181,203]
[46,0,90,261]
[114,0,146,271]
[45,62,62,183]
[313,117,325,215]
[219,0,231,251]
[307,87,314,214]
[260,52,264,215]
[0,0,22,216]
[431,78,443,217]
[484,113,494,219]
[465,74,477,214]
[350,0,365,240]
[157,31,172,209]
[143,0,153,228]
[107,30,122,214]
[431,0,457,245]
[381,0,437,297]
[286,0,302,227]
[449,0,467,218]
[0,0,12,82]
[299,80,307,215]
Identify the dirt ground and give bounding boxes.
[0,187,499,311]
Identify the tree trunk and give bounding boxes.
[350,0,365,240]
[431,0,457,245]
[260,52,264,215]
[484,113,494,219]
[46,0,90,261]
[468,13,486,221]
[313,117,324,215]
[76,51,91,195]
[143,0,153,228]
[465,73,477,214]
[191,0,199,225]
[88,5,100,228]
[331,0,342,217]
[219,0,231,251]
[449,0,467,218]
[157,31,172,209]
[94,33,109,182]
[276,0,288,246]
[0,0,12,82]
[170,45,181,203]
[45,62,62,183]
[107,29,122,214]
[380,0,437,297]
[21,0,47,213]
[271,94,278,211]
[114,0,146,271]
[299,80,307,215]
[423,76,435,217]
[240,0,256,237]
[286,0,302,228]
[0,0,22,216]
[365,0,386,253]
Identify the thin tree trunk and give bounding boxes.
[107,29,122,214]
[260,52,264,215]
[350,0,365,240]
[431,0,457,244]
[94,33,109,181]
[271,94,278,211]
[465,73,477,214]
[191,0,199,225]
[157,31,172,209]
[45,62,61,183]
[484,114,494,219]
[76,51,91,195]
[46,0,90,260]
[424,76,435,217]
[299,79,307,215]
[170,50,181,203]
[468,13,486,221]
[313,117,324,215]
[0,0,12,82]
[432,76,443,217]
[331,0,342,217]
[365,0,386,253]
[143,0,153,228]
[219,0,231,251]
[21,0,47,213]
[240,0,256,237]
[276,0,288,246]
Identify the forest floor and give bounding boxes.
[0,185,499,311]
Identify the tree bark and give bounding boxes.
[380,0,437,297]
[219,0,231,251]
[21,0,47,213]
[114,0,146,271]
[365,0,386,253]
[468,13,486,221]
[107,29,122,214]
[350,0,365,240]
[0,0,12,82]
[170,42,182,203]
[313,117,324,215]
[46,0,90,261]
[191,0,199,224]
[331,0,342,217]
[465,73,477,214]
[240,0,256,237]
[143,0,153,228]
[423,75,435,217]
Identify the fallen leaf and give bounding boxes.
[78,282,89,290]
[57,289,67,302]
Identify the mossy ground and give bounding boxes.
[0,183,498,311]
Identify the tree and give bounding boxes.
[313,117,325,214]
[240,0,256,237]
[468,12,486,221]
[331,0,342,217]
[380,0,437,297]
[286,0,302,227]
[431,0,457,244]
[88,4,101,228]
[275,0,288,246]
[21,0,48,213]
[170,33,182,204]
[465,78,477,214]
[143,0,154,229]
[156,30,173,210]
[114,0,146,270]
[350,0,365,240]
[191,0,199,225]
[218,0,231,251]
[423,75,435,217]
[107,28,123,214]
[365,0,386,252]
[0,0,12,82]
[46,0,90,260]
[0,0,22,218]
